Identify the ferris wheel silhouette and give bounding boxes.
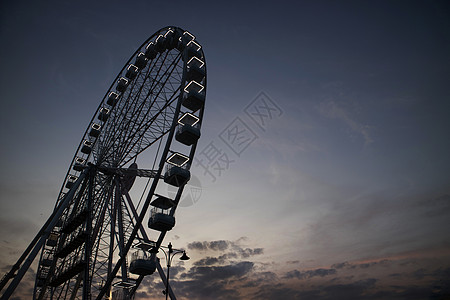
[0,26,207,300]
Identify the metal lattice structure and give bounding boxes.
[0,26,207,300]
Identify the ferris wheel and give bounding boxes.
[0,26,207,300]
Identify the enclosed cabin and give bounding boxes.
[164,29,179,50]
[186,56,205,83]
[89,123,101,138]
[177,31,196,52]
[111,281,136,300]
[125,64,138,80]
[152,28,180,53]
[49,260,86,287]
[175,112,201,146]
[107,92,119,107]
[46,232,59,247]
[73,157,86,172]
[73,157,86,171]
[129,241,157,276]
[36,267,50,287]
[98,107,110,122]
[81,140,93,154]
[116,77,129,93]
[145,42,157,60]
[184,39,202,60]
[182,80,205,112]
[154,34,166,53]
[55,231,88,258]
[135,52,148,69]
[148,195,175,231]
[65,175,78,189]
[61,208,88,234]
[164,153,191,187]
[111,289,131,300]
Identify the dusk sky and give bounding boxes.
[1,1,450,299]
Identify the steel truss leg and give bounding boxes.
[82,169,94,300]
[0,171,88,300]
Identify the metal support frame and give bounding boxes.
[0,170,88,300]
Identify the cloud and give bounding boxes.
[187,241,208,251]
[174,239,447,299]
[164,237,450,300]
[174,279,242,300]
[250,284,308,299]
[188,238,264,265]
[286,260,300,265]
[192,249,263,267]
[194,256,223,266]
[209,240,231,251]
[173,261,255,300]
[187,240,231,251]
[359,260,388,269]
[331,261,352,269]
[241,271,278,288]
[183,261,254,281]
[237,247,264,258]
[284,267,337,279]
[331,259,389,270]
[249,278,377,300]
[137,251,450,300]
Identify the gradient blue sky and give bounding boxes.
[1,1,450,299]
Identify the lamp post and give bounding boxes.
[154,242,190,300]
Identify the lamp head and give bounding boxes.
[179,251,190,261]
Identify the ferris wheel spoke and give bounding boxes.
[121,80,182,158]
[116,103,175,165]
[98,50,177,166]
[117,51,182,150]
[104,52,183,165]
